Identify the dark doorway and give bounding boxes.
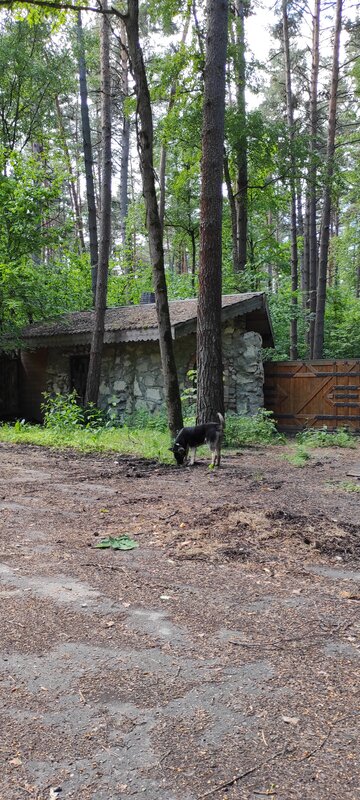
[70,355,89,404]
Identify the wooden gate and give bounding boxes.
[264,360,360,432]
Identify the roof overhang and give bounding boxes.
[20,293,274,350]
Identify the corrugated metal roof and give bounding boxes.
[21,293,264,339]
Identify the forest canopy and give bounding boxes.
[0,0,360,359]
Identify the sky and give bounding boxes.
[246,0,275,63]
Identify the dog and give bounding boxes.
[170,413,225,467]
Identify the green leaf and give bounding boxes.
[95,535,139,551]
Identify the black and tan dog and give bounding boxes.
[170,413,225,467]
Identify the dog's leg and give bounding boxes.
[216,444,221,467]
[189,447,196,466]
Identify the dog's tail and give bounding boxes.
[217,412,225,431]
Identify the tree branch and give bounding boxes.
[0,0,125,18]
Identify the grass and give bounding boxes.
[284,446,311,467]
[0,397,286,463]
[296,426,356,449]
[338,480,360,493]
[0,422,175,463]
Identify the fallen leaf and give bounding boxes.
[106,621,115,628]
[95,535,138,550]
[9,757,22,766]
[282,715,300,725]
[340,591,360,600]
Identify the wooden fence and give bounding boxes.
[264,360,360,432]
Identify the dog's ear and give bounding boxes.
[169,446,175,452]
[177,446,186,455]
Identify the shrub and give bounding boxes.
[123,408,169,432]
[224,409,284,447]
[41,391,105,431]
[296,426,356,449]
[284,447,311,467]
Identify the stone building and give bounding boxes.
[16,293,274,422]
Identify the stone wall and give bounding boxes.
[96,322,264,417]
[42,322,264,418]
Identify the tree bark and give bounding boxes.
[158,9,191,232]
[224,150,240,274]
[118,19,131,251]
[55,95,86,253]
[77,10,99,305]
[234,0,248,272]
[196,0,228,423]
[282,0,298,359]
[308,0,321,356]
[85,0,111,405]
[313,0,342,358]
[123,0,183,438]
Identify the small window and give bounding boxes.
[70,355,89,405]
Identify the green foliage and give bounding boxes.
[123,408,169,433]
[0,145,92,348]
[337,481,360,494]
[181,368,197,413]
[95,535,139,550]
[41,390,105,431]
[224,410,284,447]
[324,289,360,359]
[0,149,63,262]
[0,420,175,462]
[284,446,311,467]
[296,426,356,449]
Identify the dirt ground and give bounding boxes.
[0,440,360,800]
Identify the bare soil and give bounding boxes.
[0,441,359,800]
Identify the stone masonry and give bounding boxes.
[44,322,264,418]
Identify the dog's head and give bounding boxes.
[169,442,186,465]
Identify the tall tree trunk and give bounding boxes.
[282,0,298,359]
[196,0,228,423]
[313,0,342,358]
[308,0,321,356]
[85,0,112,405]
[158,8,191,231]
[234,0,248,272]
[302,194,310,309]
[77,11,99,305]
[224,150,240,274]
[119,19,131,251]
[122,0,183,438]
[55,96,86,253]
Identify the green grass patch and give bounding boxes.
[0,421,174,462]
[224,409,285,447]
[338,480,360,493]
[284,446,311,467]
[0,394,286,462]
[296,426,356,449]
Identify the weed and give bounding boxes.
[0,395,286,463]
[224,409,284,447]
[338,481,360,493]
[0,420,174,462]
[123,408,169,432]
[284,446,311,467]
[296,426,356,449]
